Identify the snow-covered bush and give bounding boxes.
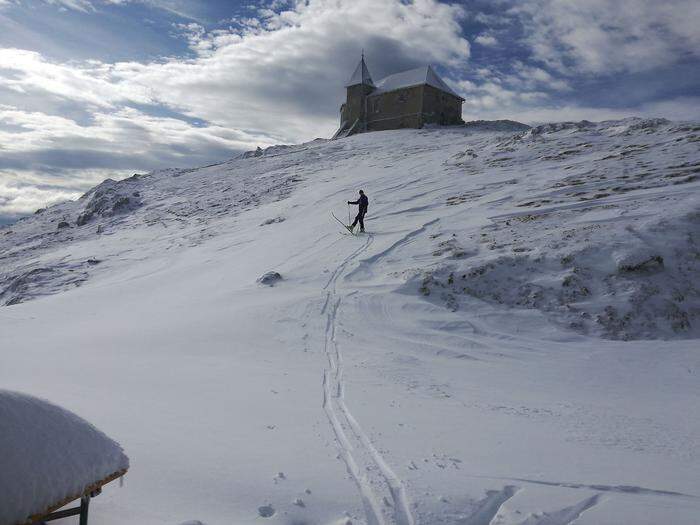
[0,390,129,525]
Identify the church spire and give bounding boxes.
[345,53,375,88]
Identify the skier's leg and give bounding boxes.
[351,212,361,228]
[359,213,365,232]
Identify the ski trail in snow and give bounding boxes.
[322,369,385,525]
[321,234,385,525]
[344,219,439,282]
[337,398,416,525]
[318,233,415,525]
[323,236,374,290]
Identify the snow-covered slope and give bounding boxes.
[1,119,699,524]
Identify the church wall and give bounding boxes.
[421,84,463,125]
[345,84,374,128]
[366,85,425,131]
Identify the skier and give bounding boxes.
[347,189,368,233]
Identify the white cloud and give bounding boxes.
[44,0,95,12]
[513,0,700,74]
[510,61,571,91]
[474,34,497,46]
[0,177,83,218]
[460,94,700,125]
[0,49,150,108]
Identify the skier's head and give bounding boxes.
[359,189,364,195]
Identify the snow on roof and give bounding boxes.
[345,56,375,87]
[371,65,463,99]
[0,390,129,525]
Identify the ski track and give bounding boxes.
[319,232,416,525]
[345,218,440,281]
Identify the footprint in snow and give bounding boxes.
[258,505,275,518]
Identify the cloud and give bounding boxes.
[509,61,571,91]
[0,176,84,221]
[43,0,95,12]
[0,49,151,107]
[460,90,700,125]
[474,34,497,47]
[513,0,700,74]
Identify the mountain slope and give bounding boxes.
[1,119,699,525]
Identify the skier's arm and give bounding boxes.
[347,199,359,205]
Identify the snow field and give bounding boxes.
[1,119,699,524]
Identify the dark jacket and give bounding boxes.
[348,194,368,214]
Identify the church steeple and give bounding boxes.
[345,52,375,87]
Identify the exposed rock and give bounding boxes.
[257,271,282,286]
[260,216,285,226]
[618,255,664,273]
[76,178,142,226]
[257,505,275,518]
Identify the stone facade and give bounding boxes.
[336,57,464,137]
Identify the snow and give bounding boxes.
[0,390,128,525]
[1,118,699,524]
[372,65,462,98]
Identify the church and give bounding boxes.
[334,55,464,138]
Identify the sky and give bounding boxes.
[0,0,699,224]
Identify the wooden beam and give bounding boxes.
[39,506,81,522]
[26,468,127,524]
[79,496,90,525]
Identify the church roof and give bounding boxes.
[371,65,463,100]
[345,56,375,87]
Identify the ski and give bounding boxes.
[331,212,354,235]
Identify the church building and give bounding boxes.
[334,55,464,138]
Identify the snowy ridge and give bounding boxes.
[1,118,700,524]
[0,145,310,306]
[5,117,695,338]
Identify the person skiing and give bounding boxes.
[347,189,368,233]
